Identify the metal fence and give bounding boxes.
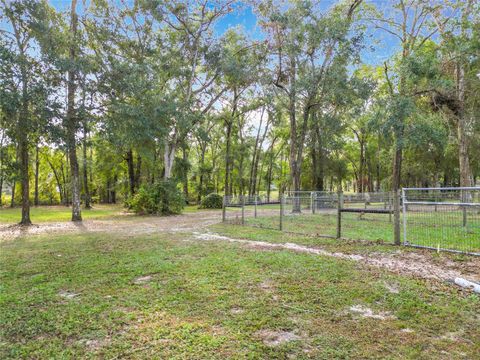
[223,188,480,256]
[402,187,480,255]
[223,191,396,243]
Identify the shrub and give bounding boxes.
[199,193,223,209]
[129,180,185,215]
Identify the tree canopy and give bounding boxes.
[0,0,479,223]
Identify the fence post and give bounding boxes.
[222,195,226,222]
[461,189,467,227]
[241,195,245,225]
[311,192,316,214]
[336,191,343,239]
[388,192,392,223]
[402,188,407,245]
[279,195,284,231]
[393,189,401,245]
[254,195,258,218]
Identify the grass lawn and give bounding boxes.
[0,204,127,224]
[231,207,480,253]
[0,204,215,224]
[1,226,479,359]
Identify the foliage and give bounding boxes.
[128,180,185,215]
[199,193,223,209]
[0,0,480,224]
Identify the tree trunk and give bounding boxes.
[164,140,176,180]
[224,90,237,196]
[312,123,324,191]
[83,121,91,209]
[34,144,39,206]
[111,175,117,203]
[224,122,232,196]
[11,181,16,208]
[135,153,142,188]
[125,149,135,196]
[66,0,81,221]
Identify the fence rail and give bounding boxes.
[222,188,480,256]
[402,187,480,255]
[223,191,398,244]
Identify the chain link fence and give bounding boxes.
[402,187,480,255]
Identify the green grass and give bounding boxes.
[1,228,479,358]
[231,207,480,253]
[0,204,127,224]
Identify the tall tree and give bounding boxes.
[259,0,363,207]
[64,0,82,221]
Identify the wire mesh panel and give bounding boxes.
[342,192,393,211]
[243,195,281,230]
[403,187,480,255]
[223,196,244,225]
[281,195,338,237]
[340,192,394,243]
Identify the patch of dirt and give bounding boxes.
[78,337,111,351]
[230,307,245,315]
[384,281,400,294]
[58,290,80,300]
[255,329,302,347]
[259,280,275,292]
[0,210,220,242]
[133,275,153,285]
[348,305,396,320]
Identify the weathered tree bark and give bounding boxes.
[66,0,82,221]
[82,120,91,209]
[34,144,39,206]
[125,149,135,196]
[163,140,175,180]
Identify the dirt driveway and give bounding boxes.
[0,210,221,242]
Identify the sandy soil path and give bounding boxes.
[0,210,221,242]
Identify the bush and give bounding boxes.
[199,193,223,209]
[129,180,185,215]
